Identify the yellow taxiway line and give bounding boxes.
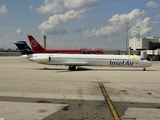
[98,82,135,120]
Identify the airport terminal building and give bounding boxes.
[129,36,160,50]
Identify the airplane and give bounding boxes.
[27,35,104,54]
[14,40,152,71]
[28,53,152,71]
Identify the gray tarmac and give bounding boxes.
[0,56,160,120]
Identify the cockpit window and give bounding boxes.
[140,57,145,60]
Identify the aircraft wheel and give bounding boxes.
[68,66,71,71]
[68,66,76,71]
[72,66,76,70]
[143,68,146,71]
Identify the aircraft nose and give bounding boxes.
[148,61,152,67]
[146,61,152,67]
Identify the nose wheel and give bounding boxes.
[143,68,146,71]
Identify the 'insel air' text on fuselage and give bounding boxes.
[110,60,134,66]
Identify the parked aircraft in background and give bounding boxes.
[27,35,104,54]
[28,53,152,71]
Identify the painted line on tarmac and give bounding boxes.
[98,82,135,120]
[98,82,120,120]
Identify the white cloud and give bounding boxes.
[30,5,34,11]
[79,9,155,38]
[34,0,103,14]
[35,0,63,14]
[0,5,7,14]
[74,26,86,33]
[146,1,159,8]
[16,28,23,34]
[39,9,86,35]
[64,0,102,10]
[130,17,156,37]
[37,0,103,35]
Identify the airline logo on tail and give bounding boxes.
[28,35,45,52]
[30,39,38,47]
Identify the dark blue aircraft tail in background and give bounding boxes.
[14,41,34,55]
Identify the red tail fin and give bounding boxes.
[27,35,45,52]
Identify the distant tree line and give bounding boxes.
[0,48,19,52]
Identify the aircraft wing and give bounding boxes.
[62,62,87,66]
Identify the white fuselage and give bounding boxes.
[27,53,152,69]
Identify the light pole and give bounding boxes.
[128,27,130,51]
[43,35,47,49]
[128,28,130,40]
[137,26,141,38]
[126,22,129,54]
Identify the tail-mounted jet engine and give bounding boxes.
[29,56,51,64]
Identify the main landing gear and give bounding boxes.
[68,66,76,71]
[143,68,146,71]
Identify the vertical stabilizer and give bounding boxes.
[27,35,45,52]
[14,41,34,55]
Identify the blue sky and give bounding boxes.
[0,0,160,50]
